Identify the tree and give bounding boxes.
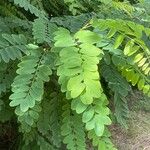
[0,0,150,149]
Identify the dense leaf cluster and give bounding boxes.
[0,0,149,149]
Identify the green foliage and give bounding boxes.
[64,0,135,16]
[0,62,16,95]
[0,34,27,63]
[101,63,131,128]
[32,18,57,44]
[61,101,86,150]
[37,92,62,148]
[0,0,150,150]
[88,129,117,150]
[92,18,150,96]
[0,95,14,122]
[54,28,112,137]
[10,47,52,132]
[10,48,51,111]
[13,0,47,18]
[0,0,26,18]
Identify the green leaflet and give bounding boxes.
[124,40,137,56]
[112,55,126,67]
[138,78,145,90]
[114,34,124,49]
[80,43,102,56]
[107,28,117,38]
[134,53,144,63]
[74,30,101,44]
[71,99,88,114]
[67,75,85,98]
[82,107,94,123]
[54,28,76,47]
[86,113,111,136]
[138,58,147,67]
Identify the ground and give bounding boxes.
[112,90,150,150]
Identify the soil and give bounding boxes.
[111,111,150,150]
[111,90,150,150]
